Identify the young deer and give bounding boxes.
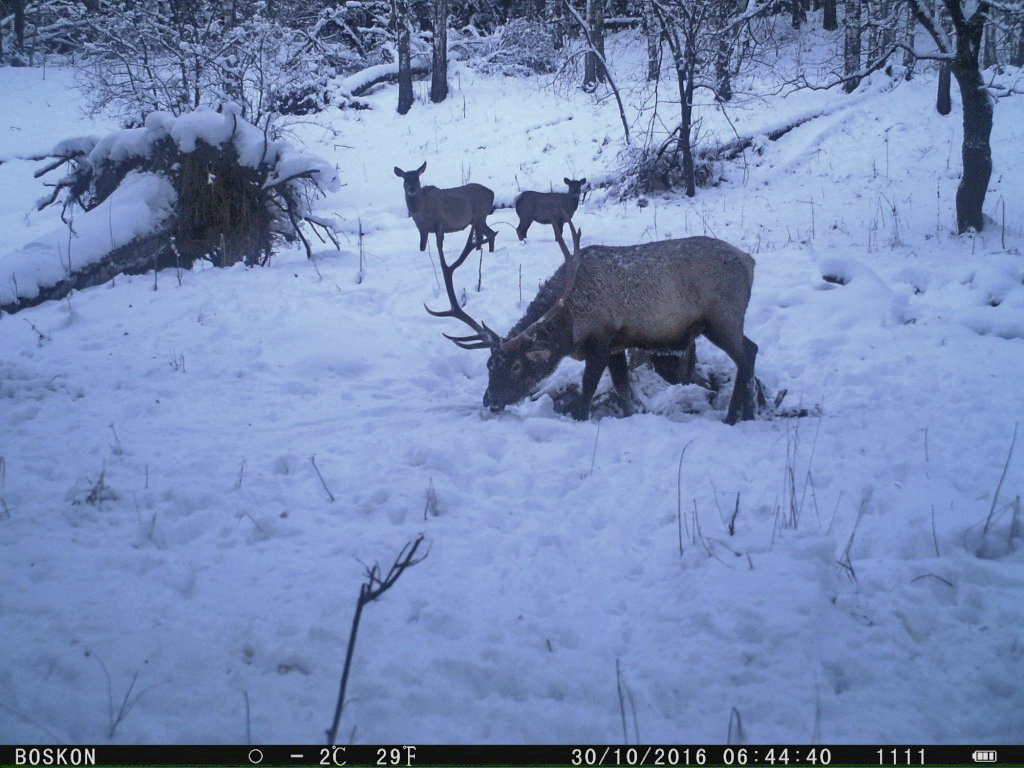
[426,223,759,424]
[394,162,498,255]
[514,178,587,241]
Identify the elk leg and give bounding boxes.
[607,352,638,416]
[484,223,497,252]
[738,337,759,421]
[679,342,698,385]
[651,353,687,385]
[573,341,610,420]
[472,224,487,251]
[706,328,758,425]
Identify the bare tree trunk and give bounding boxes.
[791,0,806,28]
[867,0,881,65]
[548,0,564,49]
[878,0,895,64]
[653,2,696,196]
[430,0,448,103]
[393,0,414,114]
[583,0,606,90]
[642,0,660,81]
[13,0,27,54]
[880,0,897,64]
[679,59,696,196]
[902,4,916,78]
[936,61,951,114]
[982,19,997,68]
[563,0,631,143]
[842,0,862,92]
[822,0,838,30]
[713,0,735,101]
[909,0,994,233]
[951,40,993,232]
[715,36,732,100]
[952,64,993,232]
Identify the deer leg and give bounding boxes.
[651,353,686,385]
[516,219,530,241]
[419,228,428,252]
[607,352,638,416]
[706,327,758,425]
[738,337,759,421]
[679,341,699,385]
[573,340,611,420]
[484,222,497,252]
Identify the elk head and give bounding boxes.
[564,177,587,195]
[394,161,427,214]
[426,225,582,413]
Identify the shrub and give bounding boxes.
[476,20,561,77]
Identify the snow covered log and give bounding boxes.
[1,171,176,315]
[1,104,340,314]
[1,231,172,316]
[333,57,430,107]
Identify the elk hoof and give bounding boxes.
[570,399,590,421]
[619,397,640,417]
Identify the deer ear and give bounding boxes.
[580,178,587,185]
[526,349,551,364]
[417,161,427,175]
[564,177,571,185]
[394,167,404,177]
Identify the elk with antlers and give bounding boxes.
[395,162,498,255]
[426,224,760,424]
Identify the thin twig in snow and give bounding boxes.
[310,454,336,502]
[982,422,1017,538]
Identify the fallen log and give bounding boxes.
[1,230,173,316]
[629,104,858,195]
[335,57,430,108]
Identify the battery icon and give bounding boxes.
[973,750,998,763]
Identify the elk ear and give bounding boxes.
[526,349,551,364]
[394,167,404,177]
[417,161,427,175]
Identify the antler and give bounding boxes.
[553,221,582,263]
[424,230,502,350]
[541,221,583,321]
[503,223,584,345]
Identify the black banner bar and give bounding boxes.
[2,745,1022,768]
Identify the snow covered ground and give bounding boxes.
[1,34,1023,745]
